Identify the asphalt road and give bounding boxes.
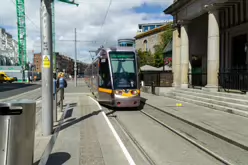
[0,82,41,99]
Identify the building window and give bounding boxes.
[143,40,148,51]
[143,26,149,32]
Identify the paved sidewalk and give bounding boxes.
[34,82,130,165]
[141,92,248,150]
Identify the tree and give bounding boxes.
[153,27,173,67]
[153,45,164,67]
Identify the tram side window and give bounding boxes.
[99,59,111,89]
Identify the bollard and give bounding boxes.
[151,81,155,94]
[53,79,57,122]
[60,88,64,112]
[0,100,36,165]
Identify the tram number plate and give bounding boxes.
[101,59,106,63]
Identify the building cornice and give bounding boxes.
[134,22,173,39]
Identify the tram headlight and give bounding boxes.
[115,90,122,95]
[131,90,137,95]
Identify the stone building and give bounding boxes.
[134,23,172,54]
[0,28,18,65]
[165,0,248,92]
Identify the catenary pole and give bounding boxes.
[74,28,77,87]
[41,0,53,136]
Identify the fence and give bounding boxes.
[218,68,248,92]
[141,71,173,87]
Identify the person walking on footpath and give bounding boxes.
[57,72,67,108]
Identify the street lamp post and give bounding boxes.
[41,0,79,136]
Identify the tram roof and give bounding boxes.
[103,46,136,52]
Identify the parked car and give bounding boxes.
[0,72,17,83]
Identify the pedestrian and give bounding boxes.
[57,72,67,100]
[29,75,32,83]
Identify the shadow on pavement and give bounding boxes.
[58,110,102,131]
[0,83,40,99]
[0,83,36,92]
[34,152,71,165]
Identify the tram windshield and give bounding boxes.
[109,51,137,89]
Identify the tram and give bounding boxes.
[84,46,140,108]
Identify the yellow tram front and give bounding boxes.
[109,50,140,108]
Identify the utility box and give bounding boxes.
[0,100,36,165]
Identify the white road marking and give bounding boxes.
[89,96,136,165]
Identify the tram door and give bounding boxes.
[98,58,112,104]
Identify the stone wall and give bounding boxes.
[135,31,164,54]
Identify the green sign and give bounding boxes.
[111,55,134,59]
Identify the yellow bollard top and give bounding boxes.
[176,103,182,107]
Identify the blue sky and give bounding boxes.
[133,3,164,14]
[132,3,172,21]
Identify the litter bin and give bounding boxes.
[0,100,36,165]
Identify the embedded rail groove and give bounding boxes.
[140,103,234,165]
[105,108,156,165]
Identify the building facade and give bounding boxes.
[165,0,248,92]
[117,39,135,47]
[33,53,42,72]
[33,53,88,75]
[0,28,18,65]
[138,23,166,33]
[135,23,172,54]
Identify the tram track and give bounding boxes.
[88,88,245,165]
[104,108,156,165]
[102,105,226,165]
[140,110,231,165]
[139,103,248,165]
[102,102,248,165]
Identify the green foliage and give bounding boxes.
[137,49,154,67]
[137,27,173,68]
[153,27,173,67]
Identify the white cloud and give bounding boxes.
[0,0,173,63]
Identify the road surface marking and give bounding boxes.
[89,96,136,165]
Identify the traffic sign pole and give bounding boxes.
[41,0,53,136]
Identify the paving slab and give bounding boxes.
[35,81,130,165]
[141,92,248,150]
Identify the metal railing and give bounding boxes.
[218,68,248,93]
[141,71,173,87]
[188,72,207,89]
[53,82,64,122]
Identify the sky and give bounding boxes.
[0,0,173,63]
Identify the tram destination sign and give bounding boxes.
[110,54,134,59]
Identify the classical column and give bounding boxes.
[180,21,189,88]
[205,6,220,90]
[172,29,181,87]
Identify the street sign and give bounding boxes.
[43,55,50,68]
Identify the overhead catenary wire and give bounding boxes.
[97,0,112,46]
[9,0,40,31]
